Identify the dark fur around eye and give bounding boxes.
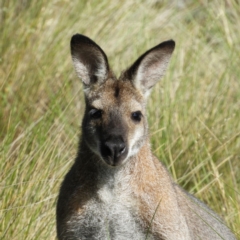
[131,111,142,122]
[89,109,102,119]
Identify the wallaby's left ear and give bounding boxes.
[123,40,175,97]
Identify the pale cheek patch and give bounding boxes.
[91,99,103,110]
[127,125,144,158]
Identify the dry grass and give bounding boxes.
[0,0,239,239]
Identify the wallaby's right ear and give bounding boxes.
[70,34,109,87]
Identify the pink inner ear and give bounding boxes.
[135,51,171,92]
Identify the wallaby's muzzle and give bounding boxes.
[100,135,128,166]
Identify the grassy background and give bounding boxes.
[1,0,239,239]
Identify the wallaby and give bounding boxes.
[56,34,236,240]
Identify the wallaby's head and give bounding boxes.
[71,34,175,167]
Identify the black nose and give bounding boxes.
[100,138,127,166]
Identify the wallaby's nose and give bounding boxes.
[101,138,127,166]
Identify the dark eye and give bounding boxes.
[131,111,142,122]
[89,109,102,119]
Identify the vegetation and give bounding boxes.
[0,0,239,239]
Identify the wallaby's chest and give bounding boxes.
[67,185,152,240]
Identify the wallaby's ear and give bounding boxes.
[70,34,109,87]
[123,40,175,97]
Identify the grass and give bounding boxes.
[0,0,239,239]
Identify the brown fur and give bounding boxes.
[56,34,236,240]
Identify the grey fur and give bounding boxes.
[56,34,236,240]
